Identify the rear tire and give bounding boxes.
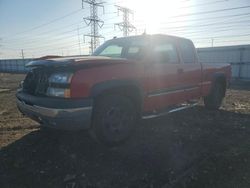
[204,81,225,110]
[90,95,137,146]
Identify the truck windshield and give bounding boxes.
[93,37,148,60]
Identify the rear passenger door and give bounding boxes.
[177,39,202,100]
[145,37,186,111]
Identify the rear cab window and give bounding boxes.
[126,40,148,60]
[151,38,179,64]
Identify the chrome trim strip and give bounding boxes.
[184,87,199,92]
[142,103,198,119]
[148,89,181,97]
[147,86,199,98]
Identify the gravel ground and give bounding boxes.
[0,73,250,188]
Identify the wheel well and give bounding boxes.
[93,85,143,115]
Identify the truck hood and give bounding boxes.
[25,56,130,68]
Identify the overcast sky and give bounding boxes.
[0,0,250,59]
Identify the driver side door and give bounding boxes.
[144,37,186,112]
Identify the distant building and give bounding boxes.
[197,45,250,80]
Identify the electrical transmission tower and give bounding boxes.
[115,5,136,37]
[82,0,105,54]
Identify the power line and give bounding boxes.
[2,27,87,48]
[194,38,250,44]
[166,5,250,19]
[177,0,229,9]
[31,43,88,54]
[3,9,83,39]
[135,12,250,26]
[28,12,248,48]
[5,3,248,44]
[134,5,250,24]
[157,19,250,31]
[4,17,250,50]
[2,20,84,43]
[130,17,250,37]
[2,19,119,49]
[4,1,239,42]
[171,23,250,38]
[3,2,250,57]
[3,21,247,49]
[2,16,118,44]
[192,33,250,40]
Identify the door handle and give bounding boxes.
[177,68,184,74]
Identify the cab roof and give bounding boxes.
[109,34,192,43]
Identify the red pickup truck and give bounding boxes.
[16,34,231,145]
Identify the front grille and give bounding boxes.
[23,68,51,96]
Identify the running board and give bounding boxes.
[142,103,198,119]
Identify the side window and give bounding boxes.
[127,46,141,59]
[99,45,122,58]
[126,39,147,60]
[179,40,196,63]
[153,42,178,64]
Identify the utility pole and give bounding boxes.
[82,0,105,54]
[77,26,82,55]
[21,49,24,59]
[114,5,136,37]
[211,38,214,47]
[0,40,2,57]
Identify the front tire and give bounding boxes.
[204,81,225,110]
[90,95,137,146]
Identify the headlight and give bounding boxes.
[47,72,73,98]
[48,72,73,84]
[47,87,71,98]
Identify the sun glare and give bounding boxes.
[122,0,189,34]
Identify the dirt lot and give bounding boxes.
[0,73,250,188]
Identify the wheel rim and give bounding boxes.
[101,105,134,142]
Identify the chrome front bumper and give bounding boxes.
[16,92,93,130]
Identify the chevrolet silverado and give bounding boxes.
[16,34,231,145]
